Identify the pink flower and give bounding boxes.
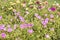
[0,24,5,30]
[7,24,10,28]
[1,33,6,38]
[35,13,38,16]
[41,18,49,27]
[20,23,34,29]
[45,34,50,38]
[50,14,54,18]
[44,18,49,23]
[0,16,2,20]
[42,20,47,26]
[19,16,25,22]
[27,23,34,28]
[7,27,13,32]
[35,13,41,19]
[14,24,17,30]
[20,23,27,29]
[28,29,34,34]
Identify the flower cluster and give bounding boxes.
[0,0,60,40]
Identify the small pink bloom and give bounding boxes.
[28,29,34,34]
[27,23,34,28]
[45,18,49,23]
[0,24,5,30]
[19,16,25,22]
[45,34,50,38]
[7,24,10,28]
[1,33,6,38]
[14,24,17,30]
[42,20,47,26]
[35,13,38,16]
[20,23,27,29]
[50,14,54,18]
[7,27,13,32]
[35,13,41,19]
[0,16,2,20]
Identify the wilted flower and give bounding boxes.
[1,33,6,38]
[13,9,16,13]
[35,1,40,4]
[50,28,54,31]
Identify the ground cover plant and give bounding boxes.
[0,0,60,40]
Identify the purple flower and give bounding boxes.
[28,29,34,34]
[41,18,49,27]
[0,24,5,30]
[7,27,13,32]
[45,18,49,23]
[0,16,2,20]
[50,7,56,11]
[19,16,25,22]
[1,33,6,38]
